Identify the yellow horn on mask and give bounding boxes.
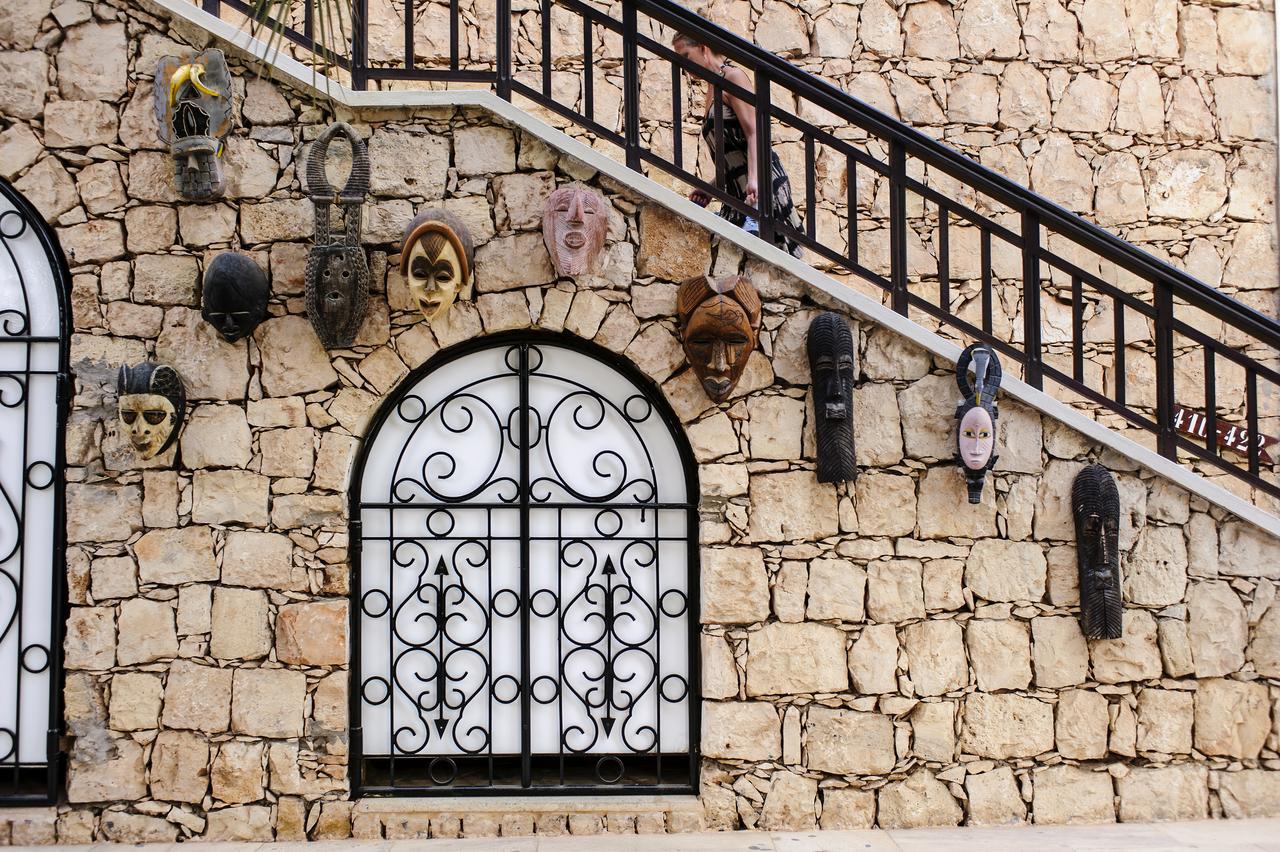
[168,63,222,107]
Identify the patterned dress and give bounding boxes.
[700,62,804,258]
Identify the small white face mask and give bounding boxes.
[406,232,466,321]
[958,405,995,470]
[399,211,474,322]
[119,393,177,459]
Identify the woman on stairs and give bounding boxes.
[673,32,805,259]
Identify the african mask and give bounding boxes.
[305,122,370,348]
[676,275,761,403]
[117,363,186,460]
[202,252,269,342]
[954,342,1002,504]
[400,208,475,321]
[154,49,233,201]
[1072,464,1123,639]
[543,183,607,276]
[808,312,857,482]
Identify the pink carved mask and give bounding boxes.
[543,184,607,276]
[958,405,995,470]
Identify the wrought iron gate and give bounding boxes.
[352,333,699,795]
[0,179,70,804]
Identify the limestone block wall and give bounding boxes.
[1,0,1280,844]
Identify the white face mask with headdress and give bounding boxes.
[400,209,474,322]
[954,343,1003,503]
[958,405,995,470]
[117,363,186,461]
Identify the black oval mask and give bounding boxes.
[202,252,269,342]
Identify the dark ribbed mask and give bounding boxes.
[1073,463,1123,640]
[807,312,857,483]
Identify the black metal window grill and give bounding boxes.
[0,178,70,805]
[351,333,699,795]
[205,0,1280,509]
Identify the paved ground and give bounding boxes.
[10,818,1280,851]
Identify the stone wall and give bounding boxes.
[1,0,1280,843]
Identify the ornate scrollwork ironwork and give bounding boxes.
[0,179,69,803]
[355,335,697,794]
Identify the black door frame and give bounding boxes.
[0,178,72,805]
[349,330,701,796]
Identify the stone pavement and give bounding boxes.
[7,819,1279,851]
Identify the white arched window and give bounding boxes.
[352,333,699,794]
[0,180,70,803]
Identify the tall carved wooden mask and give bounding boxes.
[808,312,857,482]
[305,121,370,348]
[676,275,761,403]
[1072,464,1123,640]
[954,342,1002,503]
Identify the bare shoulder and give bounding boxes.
[724,65,753,91]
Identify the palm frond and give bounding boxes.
[241,0,355,100]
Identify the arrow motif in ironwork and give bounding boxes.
[434,555,449,737]
[600,555,617,737]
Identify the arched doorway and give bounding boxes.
[0,179,71,804]
[351,332,699,795]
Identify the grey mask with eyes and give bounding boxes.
[154,49,233,201]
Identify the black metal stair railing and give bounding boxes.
[202,0,1280,505]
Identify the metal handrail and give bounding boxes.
[203,0,1280,502]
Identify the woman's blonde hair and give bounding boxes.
[671,32,704,49]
